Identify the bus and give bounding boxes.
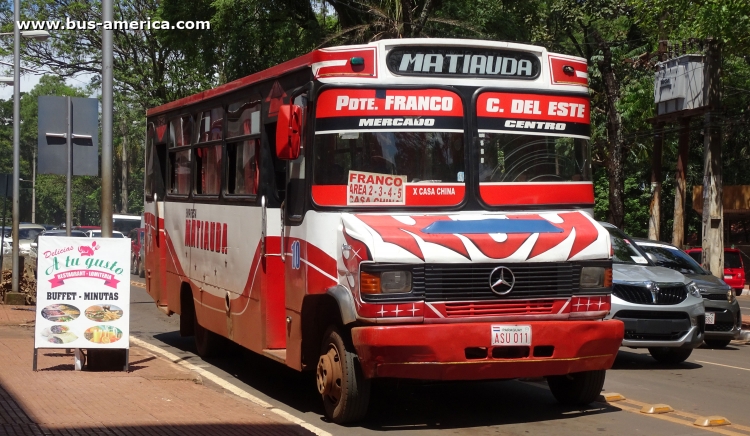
[143,38,624,423]
[112,213,143,235]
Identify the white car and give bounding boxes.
[2,237,10,256]
[600,223,705,364]
[85,230,125,238]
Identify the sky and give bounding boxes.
[0,73,41,99]
[0,72,94,100]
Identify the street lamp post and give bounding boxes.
[1,8,50,295]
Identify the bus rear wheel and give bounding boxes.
[193,309,223,358]
[547,370,606,406]
[316,327,370,424]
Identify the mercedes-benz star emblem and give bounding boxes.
[489,266,515,295]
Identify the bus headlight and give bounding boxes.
[360,270,412,294]
[580,267,612,288]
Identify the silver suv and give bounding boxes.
[634,238,741,348]
[600,223,705,364]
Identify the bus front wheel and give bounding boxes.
[317,326,370,424]
[547,369,606,405]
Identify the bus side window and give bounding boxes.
[226,139,259,195]
[266,122,287,202]
[146,123,167,199]
[195,145,222,195]
[169,150,192,195]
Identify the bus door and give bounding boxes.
[279,91,309,356]
[144,122,168,308]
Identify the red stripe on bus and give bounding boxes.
[479,183,594,206]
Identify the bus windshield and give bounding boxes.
[313,131,464,185]
[312,87,465,207]
[478,133,589,183]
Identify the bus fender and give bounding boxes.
[326,285,358,325]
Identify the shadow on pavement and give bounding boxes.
[153,331,621,430]
[611,349,703,370]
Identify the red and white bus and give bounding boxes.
[144,38,624,423]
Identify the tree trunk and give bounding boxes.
[592,30,625,229]
[648,122,664,240]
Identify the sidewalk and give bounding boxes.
[0,304,314,436]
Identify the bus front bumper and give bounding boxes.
[351,320,624,380]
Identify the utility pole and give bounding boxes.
[121,117,128,214]
[101,0,113,237]
[31,149,36,223]
[701,38,723,277]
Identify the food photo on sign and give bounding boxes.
[34,236,131,350]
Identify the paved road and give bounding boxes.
[130,277,750,436]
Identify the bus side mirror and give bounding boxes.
[276,104,302,160]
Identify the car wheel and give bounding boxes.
[317,326,370,424]
[138,259,145,278]
[648,347,693,364]
[547,370,606,406]
[131,256,137,275]
[704,338,731,348]
[734,288,742,296]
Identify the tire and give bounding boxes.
[138,259,145,278]
[131,255,137,275]
[648,347,693,364]
[546,370,606,406]
[316,327,371,424]
[734,288,742,296]
[704,338,731,349]
[193,308,224,358]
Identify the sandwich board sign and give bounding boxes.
[34,236,130,370]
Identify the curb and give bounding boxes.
[130,337,332,436]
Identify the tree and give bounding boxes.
[0,0,213,109]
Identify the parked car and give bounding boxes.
[684,247,745,296]
[635,239,741,348]
[128,227,145,277]
[599,223,705,364]
[29,229,88,275]
[85,230,125,238]
[13,223,46,256]
[1,237,10,256]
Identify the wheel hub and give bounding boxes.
[316,346,342,403]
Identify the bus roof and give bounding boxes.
[147,38,586,118]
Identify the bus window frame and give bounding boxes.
[145,121,168,202]
[166,113,194,200]
[308,83,471,213]
[224,98,263,202]
[469,86,593,212]
[192,105,225,200]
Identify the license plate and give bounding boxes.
[724,275,732,279]
[705,312,715,325]
[491,325,531,346]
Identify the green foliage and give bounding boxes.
[3,0,749,239]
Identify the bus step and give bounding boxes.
[262,349,286,363]
[156,305,172,316]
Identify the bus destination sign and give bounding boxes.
[387,46,541,79]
